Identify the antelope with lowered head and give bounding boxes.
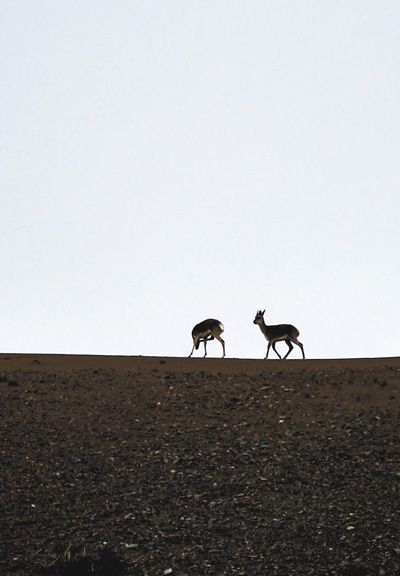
[189,318,225,358]
[253,309,305,359]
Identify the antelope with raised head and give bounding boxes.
[189,318,225,358]
[253,309,305,359]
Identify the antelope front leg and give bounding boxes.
[272,342,282,359]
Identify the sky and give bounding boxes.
[1,1,400,359]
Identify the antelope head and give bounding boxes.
[253,309,266,325]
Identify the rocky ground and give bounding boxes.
[1,354,400,575]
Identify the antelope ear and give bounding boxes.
[262,309,265,315]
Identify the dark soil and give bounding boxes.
[1,355,400,575]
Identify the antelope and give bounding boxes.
[253,309,305,359]
[189,318,225,358]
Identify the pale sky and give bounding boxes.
[1,1,400,359]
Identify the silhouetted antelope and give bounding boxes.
[189,319,225,358]
[253,309,305,359]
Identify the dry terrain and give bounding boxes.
[1,354,400,575]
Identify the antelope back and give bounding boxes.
[192,318,223,338]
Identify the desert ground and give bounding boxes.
[1,353,400,575]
